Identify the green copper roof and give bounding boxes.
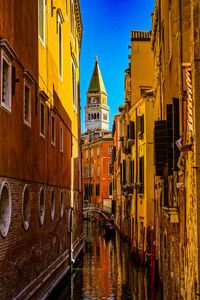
[87,59,106,94]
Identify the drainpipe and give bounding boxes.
[177,0,183,137]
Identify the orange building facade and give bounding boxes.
[82,134,113,212]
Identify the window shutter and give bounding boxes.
[123,160,126,185]
[154,120,168,176]
[172,98,180,170]
[130,121,135,140]
[137,116,141,133]
[139,156,144,193]
[167,104,173,174]
[141,115,144,134]
[127,125,130,139]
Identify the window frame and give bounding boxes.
[39,187,45,226]
[24,80,32,127]
[108,182,113,197]
[50,188,55,221]
[70,0,75,38]
[108,146,113,154]
[58,13,63,80]
[72,59,78,112]
[40,101,45,138]
[22,185,31,230]
[0,181,11,237]
[109,160,113,175]
[1,50,12,112]
[51,114,55,146]
[38,0,45,47]
[60,123,63,152]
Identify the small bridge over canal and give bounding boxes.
[83,203,112,220]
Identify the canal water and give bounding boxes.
[55,221,162,299]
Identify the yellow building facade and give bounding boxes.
[38,0,82,206]
[113,31,154,260]
[38,0,83,264]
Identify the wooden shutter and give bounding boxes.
[154,120,168,176]
[172,98,180,170]
[130,121,135,140]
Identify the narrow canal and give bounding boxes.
[54,221,162,299]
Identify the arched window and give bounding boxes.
[60,191,64,218]
[0,182,11,237]
[88,114,90,120]
[39,188,45,225]
[50,189,55,221]
[22,185,30,230]
[94,113,96,119]
[91,114,93,119]
[109,182,112,196]
[97,113,99,119]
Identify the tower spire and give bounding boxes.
[87,57,106,94]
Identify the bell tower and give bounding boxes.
[84,57,109,132]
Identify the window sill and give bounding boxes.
[40,132,45,139]
[1,103,11,114]
[24,120,31,128]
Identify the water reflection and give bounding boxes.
[56,221,162,299]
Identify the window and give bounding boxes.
[96,184,100,196]
[97,147,99,156]
[91,164,93,177]
[66,0,68,18]
[89,184,93,196]
[97,113,99,119]
[86,150,88,159]
[139,156,144,193]
[97,163,100,176]
[88,114,90,120]
[70,0,74,37]
[0,182,11,237]
[60,124,63,152]
[72,60,78,110]
[50,189,55,221]
[109,182,112,196]
[84,165,90,178]
[60,191,64,218]
[24,82,31,126]
[51,115,55,145]
[1,52,12,112]
[130,160,134,184]
[137,114,144,138]
[103,114,107,121]
[123,160,126,185]
[108,146,113,154]
[139,222,144,248]
[22,185,30,230]
[91,149,93,157]
[38,0,45,45]
[109,161,113,175]
[39,188,45,225]
[58,14,63,79]
[129,121,135,140]
[40,102,45,136]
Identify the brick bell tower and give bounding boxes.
[84,57,109,132]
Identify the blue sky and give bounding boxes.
[79,0,155,132]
